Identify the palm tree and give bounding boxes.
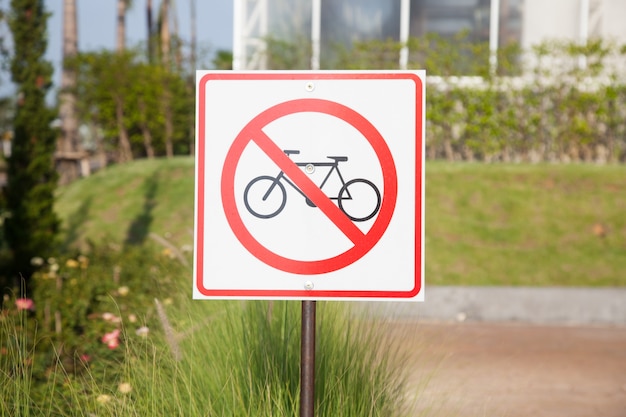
[58,0,81,184]
[116,0,133,51]
[158,0,174,158]
[147,0,155,62]
[115,0,133,162]
[159,0,171,65]
[190,0,196,72]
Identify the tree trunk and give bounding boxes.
[162,88,174,158]
[138,99,155,158]
[159,0,174,157]
[115,97,133,162]
[189,0,196,156]
[58,0,80,185]
[159,0,170,66]
[147,0,154,62]
[91,122,107,170]
[443,138,454,161]
[170,0,182,70]
[116,0,126,52]
[115,0,132,162]
[190,0,196,71]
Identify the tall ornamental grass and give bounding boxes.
[114,300,413,416]
[1,247,414,417]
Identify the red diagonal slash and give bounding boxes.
[253,130,365,244]
[218,97,400,276]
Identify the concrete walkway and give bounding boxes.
[361,286,626,326]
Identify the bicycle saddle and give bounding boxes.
[326,156,348,162]
[283,149,300,155]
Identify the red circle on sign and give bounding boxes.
[221,98,397,275]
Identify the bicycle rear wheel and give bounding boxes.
[337,178,381,222]
[244,176,287,219]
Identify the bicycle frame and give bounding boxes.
[263,160,349,203]
[244,151,381,222]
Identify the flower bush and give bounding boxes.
[0,243,183,413]
[2,233,412,417]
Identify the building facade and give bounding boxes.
[232,0,626,72]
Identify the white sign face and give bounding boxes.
[193,71,425,301]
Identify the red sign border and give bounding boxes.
[195,72,423,299]
[222,98,396,274]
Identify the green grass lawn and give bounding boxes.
[426,162,626,286]
[20,157,621,415]
[56,156,195,252]
[56,158,626,287]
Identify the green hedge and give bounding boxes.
[426,39,626,162]
[332,35,626,163]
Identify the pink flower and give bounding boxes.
[101,328,120,343]
[101,312,121,323]
[101,329,121,349]
[15,298,34,311]
[106,338,120,349]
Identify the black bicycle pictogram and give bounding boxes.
[243,150,381,222]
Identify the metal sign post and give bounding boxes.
[300,300,316,417]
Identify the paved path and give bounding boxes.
[359,287,626,416]
[388,321,626,417]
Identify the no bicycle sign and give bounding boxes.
[193,71,425,301]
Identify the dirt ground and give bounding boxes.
[388,321,626,417]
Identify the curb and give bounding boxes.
[359,286,626,326]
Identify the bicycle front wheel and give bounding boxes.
[243,176,287,219]
[337,179,381,222]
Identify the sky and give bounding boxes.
[42,0,234,99]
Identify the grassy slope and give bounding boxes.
[56,157,195,252]
[426,162,626,286]
[56,158,626,286]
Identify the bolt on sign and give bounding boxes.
[193,71,425,301]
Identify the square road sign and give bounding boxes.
[193,71,425,301]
